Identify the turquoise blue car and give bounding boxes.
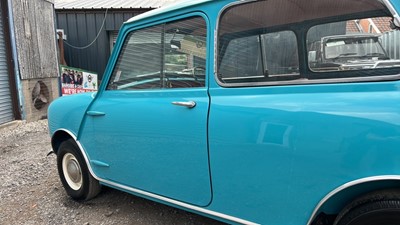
[48,0,400,224]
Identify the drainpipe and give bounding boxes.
[7,0,25,120]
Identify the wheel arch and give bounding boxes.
[308,176,400,225]
[51,129,102,181]
[51,129,77,154]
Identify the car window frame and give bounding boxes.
[215,1,400,88]
[102,12,210,93]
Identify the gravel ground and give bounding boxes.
[0,120,226,225]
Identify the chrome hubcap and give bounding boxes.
[67,159,81,183]
[62,153,83,190]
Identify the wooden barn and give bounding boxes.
[0,0,59,125]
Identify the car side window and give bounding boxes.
[217,1,301,85]
[217,1,400,87]
[307,17,400,73]
[107,16,207,90]
[219,31,299,83]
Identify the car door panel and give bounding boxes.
[79,88,212,206]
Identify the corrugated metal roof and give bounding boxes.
[54,0,182,9]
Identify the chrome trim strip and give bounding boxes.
[53,128,259,225]
[96,174,259,225]
[306,175,400,225]
[216,74,400,88]
[213,28,217,76]
[382,0,400,27]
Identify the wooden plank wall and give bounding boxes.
[12,0,59,79]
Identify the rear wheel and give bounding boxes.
[57,139,101,200]
[333,189,400,225]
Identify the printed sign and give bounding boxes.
[60,66,98,96]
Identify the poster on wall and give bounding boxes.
[60,66,98,96]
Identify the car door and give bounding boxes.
[79,15,212,206]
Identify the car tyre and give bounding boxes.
[333,189,400,225]
[57,139,101,200]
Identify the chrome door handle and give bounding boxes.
[171,101,196,108]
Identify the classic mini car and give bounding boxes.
[48,0,400,224]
